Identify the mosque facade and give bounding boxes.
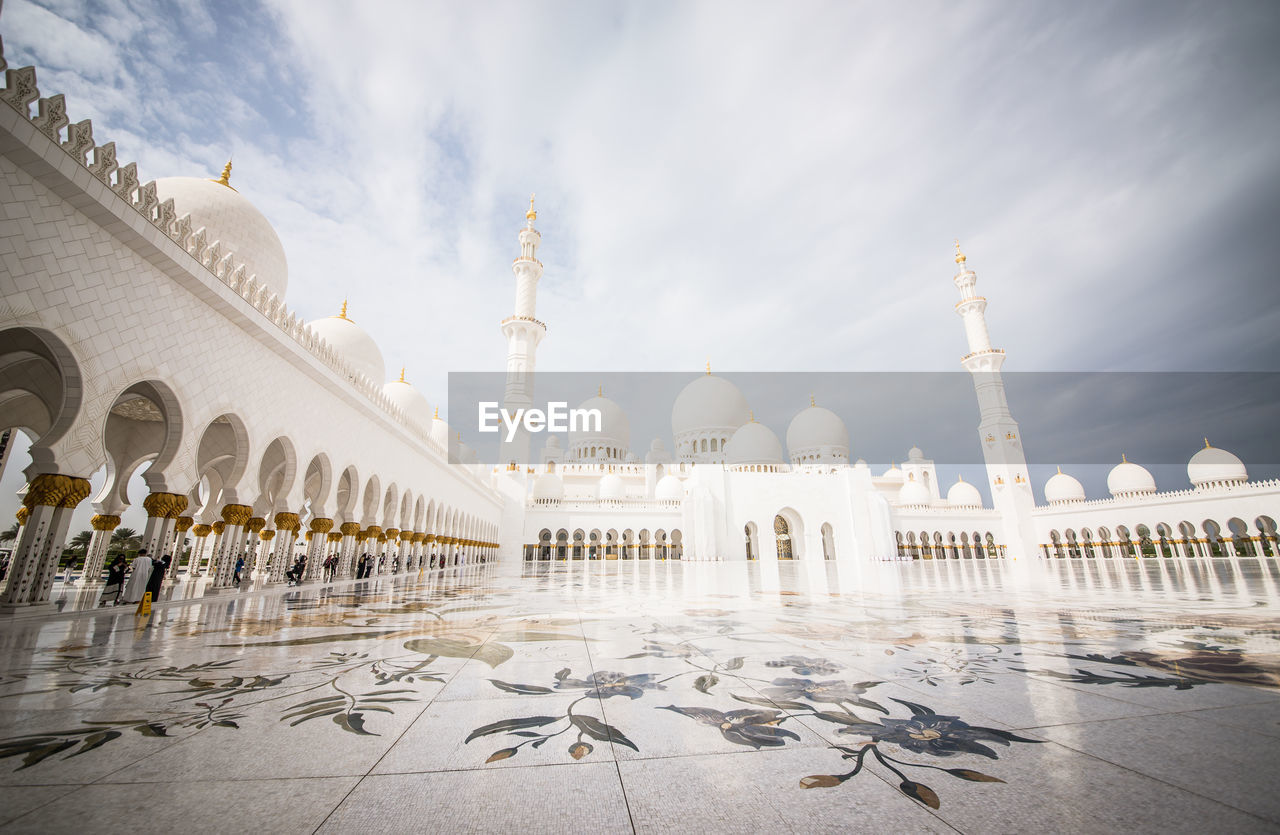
[0,35,1277,607]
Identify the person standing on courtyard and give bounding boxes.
[99,554,127,606]
[145,553,167,603]
[233,554,244,586]
[121,549,152,604]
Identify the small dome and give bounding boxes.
[532,473,564,500]
[570,393,631,454]
[655,475,683,502]
[382,373,432,428]
[649,438,666,452]
[946,477,982,508]
[1188,442,1247,487]
[1107,457,1157,496]
[726,421,785,469]
[1044,469,1086,504]
[598,473,625,501]
[882,463,904,480]
[907,445,924,461]
[307,306,386,383]
[429,411,450,450]
[897,478,931,507]
[785,405,850,462]
[155,173,289,298]
[671,374,750,439]
[545,435,562,449]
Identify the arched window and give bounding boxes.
[710,438,718,452]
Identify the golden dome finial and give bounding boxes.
[526,193,537,221]
[1057,465,1062,474]
[748,409,755,423]
[958,474,964,482]
[1204,437,1211,448]
[1121,453,1128,463]
[336,299,350,321]
[212,159,233,189]
[598,384,604,397]
[954,238,967,264]
[434,406,439,419]
[398,367,406,383]
[810,393,816,407]
[706,359,711,375]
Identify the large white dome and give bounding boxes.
[655,474,683,502]
[1107,457,1157,496]
[726,421,785,469]
[898,478,931,507]
[570,393,631,453]
[946,477,982,508]
[532,473,564,501]
[307,307,386,384]
[1188,442,1247,488]
[598,473,625,501]
[155,172,289,299]
[786,405,850,462]
[1044,468,1086,504]
[382,372,432,429]
[671,374,750,438]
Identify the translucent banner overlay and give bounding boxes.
[447,371,1280,501]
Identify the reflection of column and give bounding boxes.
[363,526,382,574]
[2,474,92,605]
[304,518,333,581]
[377,533,389,573]
[325,532,342,579]
[338,522,360,577]
[83,514,121,584]
[212,505,252,588]
[425,534,437,568]
[270,513,300,582]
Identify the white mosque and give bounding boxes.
[0,33,1277,607]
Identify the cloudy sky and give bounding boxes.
[1,0,1278,532]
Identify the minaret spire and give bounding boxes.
[952,244,1035,555]
[499,196,547,468]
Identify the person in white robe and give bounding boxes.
[120,551,153,604]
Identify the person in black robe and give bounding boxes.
[99,555,127,606]
[144,554,167,602]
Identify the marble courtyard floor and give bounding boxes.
[0,559,1277,833]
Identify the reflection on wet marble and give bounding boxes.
[0,558,1278,833]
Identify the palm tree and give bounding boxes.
[69,530,92,553]
[110,527,140,554]
[0,523,17,545]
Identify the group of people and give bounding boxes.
[98,549,170,606]
[88,544,480,604]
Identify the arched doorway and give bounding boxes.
[774,515,793,560]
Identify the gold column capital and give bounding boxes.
[309,517,334,534]
[192,524,213,538]
[174,516,194,532]
[274,512,301,532]
[259,530,276,541]
[91,513,122,531]
[363,525,382,539]
[340,522,362,537]
[246,517,267,534]
[23,473,91,509]
[220,503,253,526]
[385,527,400,540]
[326,531,342,543]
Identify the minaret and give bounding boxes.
[953,242,1036,556]
[499,195,546,467]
